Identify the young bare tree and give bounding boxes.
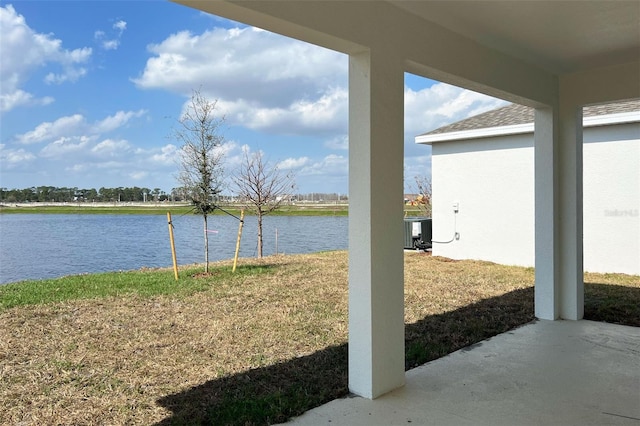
[233,149,296,258]
[174,89,226,273]
[413,175,433,217]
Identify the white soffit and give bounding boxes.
[175,1,640,75]
[416,111,640,145]
[392,1,640,74]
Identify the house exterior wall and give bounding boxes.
[582,124,639,275]
[431,134,534,267]
[431,122,639,275]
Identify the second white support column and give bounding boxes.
[534,98,584,321]
[557,97,584,320]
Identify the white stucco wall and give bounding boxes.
[430,121,640,275]
[431,134,535,267]
[582,124,640,275]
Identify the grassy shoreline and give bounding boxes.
[0,202,427,217]
[2,251,636,425]
[0,203,351,216]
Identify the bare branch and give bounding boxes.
[233,150,296,258]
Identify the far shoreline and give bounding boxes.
[0,201,352,216]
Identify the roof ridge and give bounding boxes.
[422,99,640,136]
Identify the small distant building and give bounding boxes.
[404,194,419,204]
[416,100,640,275]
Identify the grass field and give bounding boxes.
[1,251,637,425]
[0,202,426,217]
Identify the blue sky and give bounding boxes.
[0,1,507,195]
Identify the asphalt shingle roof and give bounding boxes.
[422,99,640,136]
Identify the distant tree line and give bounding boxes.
[0,186,176,203]
[0,186,350,204]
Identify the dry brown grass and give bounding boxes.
[1,253,347,425]
[1,251,637,425]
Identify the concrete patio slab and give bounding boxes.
[283,320,640,425]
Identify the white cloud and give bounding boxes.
[44,67,88,85]
[0,4,92,112]
[149,144,179,165]
[94,19,127,51]
[92,110,147,133]
[227,87,348,135]
[324,135,348,151]
[285,154,348,193]
[128,171,148,180]
[4,129,193,192]
[278,157,310,170]
[102,39,119,51]
[91,138,132,157]
[66,163,90,174]
[40,136,91,158]
[134,26,347,134]
[404,154,433,185]
[17,110,147,144]
[212,140,238,159]
[7,108,154,185]
[113,20,127,34]
[135,27,346,96]
[94,160,126,170]
[299,154,348,177]
[17,114,86,144]
[0,143,36,167]
[404,82,508,137]
[0,90,54,112]
[36,139,180,189]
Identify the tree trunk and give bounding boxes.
[257,211,263,258]
[203,214,209,273]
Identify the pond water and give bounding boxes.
[0,214,348,284]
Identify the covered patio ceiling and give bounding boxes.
[175,0,640,106]
[393,1,640,75]
[173,0,640,400]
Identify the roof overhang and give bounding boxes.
[416,110,640,145]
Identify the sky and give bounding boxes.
[0,1,508,195]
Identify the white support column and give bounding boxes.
[348,49,405,399]
[557,97,584,320]
[534,98,584,321]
